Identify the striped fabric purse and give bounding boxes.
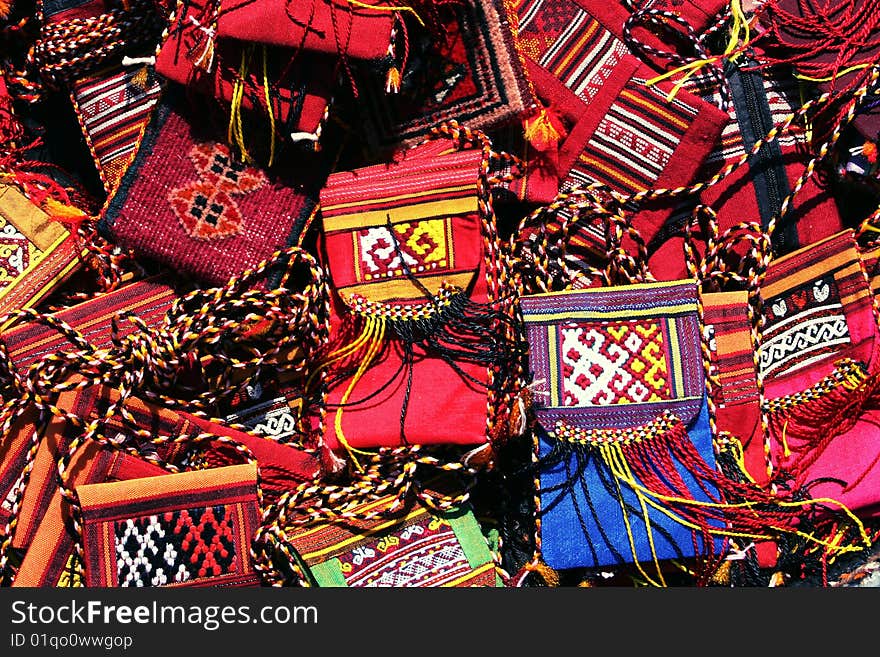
[513,0,728,249]
[520,280,727,576]
[68,64,163,196]
[759,230,880,520]
[314,130,523,460]
[0,274,178,375]
[77,463,262,587]
[282,495,502,587]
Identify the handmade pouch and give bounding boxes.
[0,184,82,321]
[0,274,178,375]
[702,290,765,484]
[515,0,728,249]
[285,495,501,587]
[316,134,521,456]
[520,279,725,572]
[155,0,336,146]
[213,0,397,63]
[759,230,880,521]
[359,0,536,151]
[11,441,167,587]
[97,93,320,285]
[702,289,779,569]
[77,462,261,587]
[69,63,163,195]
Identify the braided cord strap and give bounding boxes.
[0,245,330,585]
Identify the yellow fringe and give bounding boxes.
[332,315,387,472]
[343,0,425,27]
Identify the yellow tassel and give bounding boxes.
[130,66,149,92]
[42,197,87,220]
[385,67,401,94]
[709,560,732,586]
[646,0,752,101]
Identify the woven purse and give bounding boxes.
[313,124,525,463]
[97,91,322,285]
[520,279,726,575]
[759,230,880,520]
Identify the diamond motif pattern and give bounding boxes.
[560,320,670,406]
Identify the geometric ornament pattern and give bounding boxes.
[114,505,236,587]
[560,319,670,406]
[0,219,36,291]
[356,218,450,281]
[168,144,266,241]
[339,517,473,587]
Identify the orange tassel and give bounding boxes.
[527,559,560,587]
[385,67,401,94]
[523,106,567,153]
[0,0,13,19]
[863,141,878,165]
[130,66,150,92]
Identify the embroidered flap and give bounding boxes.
[320,144,485,307]
[759,230,878,399]
[77,463,261,587]
[520,279,706,432]
[0,184,81,321]
[287,497,501,587]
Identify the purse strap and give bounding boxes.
[0,244,330,584]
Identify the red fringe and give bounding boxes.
[767,368,880,474]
